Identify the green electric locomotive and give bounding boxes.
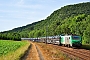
[60,35,82,47]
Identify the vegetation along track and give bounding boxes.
[48,44,90,60]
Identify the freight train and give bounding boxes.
[21,34,82,47]
[39,34,82,47]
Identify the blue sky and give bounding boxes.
[0,0,89,32]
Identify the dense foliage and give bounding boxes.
[0,2,90,44]
[0,40,27,56]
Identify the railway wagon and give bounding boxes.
[51,36,60,45]
[41,36,60,44]
[60,35,82,47]
[40,36,52,43]
[40,37,46,43]
[46,36,53,44]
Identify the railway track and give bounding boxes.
[51,44,90,60]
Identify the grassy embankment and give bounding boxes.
[36,42,73,60]
[0,40,30,60]
[81,44,90,50]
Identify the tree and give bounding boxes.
[83,23,90,44]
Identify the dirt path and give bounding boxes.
[25,42,40,60]
[21,42,69,60]
[21,41,44,60]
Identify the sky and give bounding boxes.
[0,0,90,32]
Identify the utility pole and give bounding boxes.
[46,25,48,44]
[76,24,78,35]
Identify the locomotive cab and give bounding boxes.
[71,36,82,47]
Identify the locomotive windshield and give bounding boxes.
[72,36,80,40]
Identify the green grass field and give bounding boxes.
[0,40,30,60]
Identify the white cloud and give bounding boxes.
[0,10,19,13]
[14,4,44,9]
[17,0,24,6]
